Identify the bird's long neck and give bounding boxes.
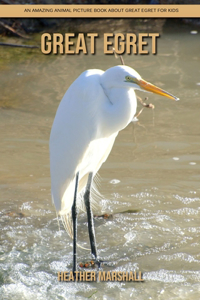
[99,87,137,138]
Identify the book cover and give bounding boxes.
[0,2,199,299]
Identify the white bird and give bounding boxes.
[49,65,179,272]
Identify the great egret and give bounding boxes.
[49,65,179,272]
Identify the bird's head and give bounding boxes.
[102,65,179,101]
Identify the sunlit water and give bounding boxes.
[0,23,200,299]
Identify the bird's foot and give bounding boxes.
[79,259,104,269]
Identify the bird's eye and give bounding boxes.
[125,76,131,81]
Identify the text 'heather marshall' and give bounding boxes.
[58,271,144,282]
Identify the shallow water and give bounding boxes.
[0,22,200,299]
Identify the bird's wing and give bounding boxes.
[49,69,105,215]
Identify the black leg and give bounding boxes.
[72,172,79,274]
[84,172,98,261]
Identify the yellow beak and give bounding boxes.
[139,79,179,101]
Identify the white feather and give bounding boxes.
[50,66,141,235]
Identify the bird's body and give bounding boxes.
[49,65,179,271]
[50,67,138,220]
